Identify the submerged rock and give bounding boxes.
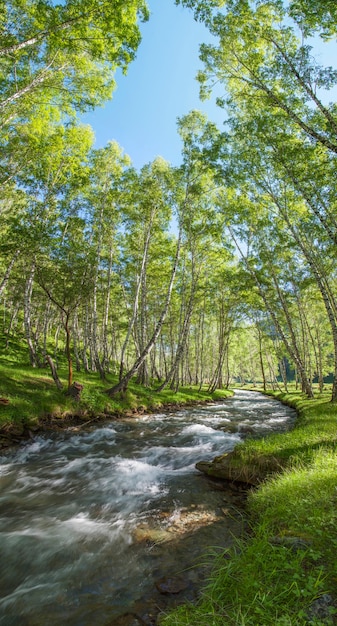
[195,460,214,474]
[132,525,172,545]
[106,613,146,626]
[155,576,189,595]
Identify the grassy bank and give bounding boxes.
[0,347,231,444]
[160,390,337,626]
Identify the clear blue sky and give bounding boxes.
[83,0,224,169]
[83,0,337,171]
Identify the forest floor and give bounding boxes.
[0,346,232,449]
[160,388,337,626]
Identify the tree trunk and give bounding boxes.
[82,305,90,372]
[119,212,154,383]
[105,224,182,396]
[45,355,63,390]
[279,358,288,392]
[197,309,205,390]
[0,250,20,298]
[24,262,38,367]
[73,311,82,372]
[263,184,337,401]
[102,244,113,370]
[156,287,195,392]
[229,227,314,398]
[92,278,105,380]
[256,324,267,391]
[270,270,314,398]
[317,337,324,393]
[5,302,19,348]
[63,311,73,389]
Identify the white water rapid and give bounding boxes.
[0,390,296,625]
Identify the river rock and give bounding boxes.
[269,536,312,551]
[195,453,259,485]
[195,461,213,474]
[196,450,282,485]
[155,576,189,594]
[239,425,255,435]
[220,423,238,433]
[132,525,172,545]
[106,612,146,626]
[306,594,335,623]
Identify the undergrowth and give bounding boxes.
[0,341,231,430]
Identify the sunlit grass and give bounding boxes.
[223,390,337,470]
[0,340,232,429]
[160,391,337,626]
[250,449,337,558]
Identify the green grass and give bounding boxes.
[0,340,231,433]
[159,391,337,626]
[209,390,337,478]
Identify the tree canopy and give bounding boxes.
[0,0,149,124]
[1,0,337,400]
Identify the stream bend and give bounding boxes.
[0,389,296,625]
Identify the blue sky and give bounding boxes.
[83,0,224,169]
[83,0,337,171]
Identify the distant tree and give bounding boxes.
[82,141,131,379]
[105,162,182,396]
[4,116,94,373]
[36,215,95,388]
[157,110,227,391]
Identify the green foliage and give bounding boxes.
[0,0,149,123]
[250,449,337,546]
[0,338,232,430]
[1,0,336,618]
[175,0,225,24]
[289,0,337,37]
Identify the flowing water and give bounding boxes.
[0,390,296,625]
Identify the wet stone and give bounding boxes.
[132,525,172,545]
[239,425,255,435]
[106,613,146,626]
[221,423,238,433]
[155,575,189,595]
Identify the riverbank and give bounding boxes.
[0,355,232,449]
[160,390,337,625]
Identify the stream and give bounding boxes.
[0,390,296,625]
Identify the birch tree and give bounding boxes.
[0,0,149,125]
